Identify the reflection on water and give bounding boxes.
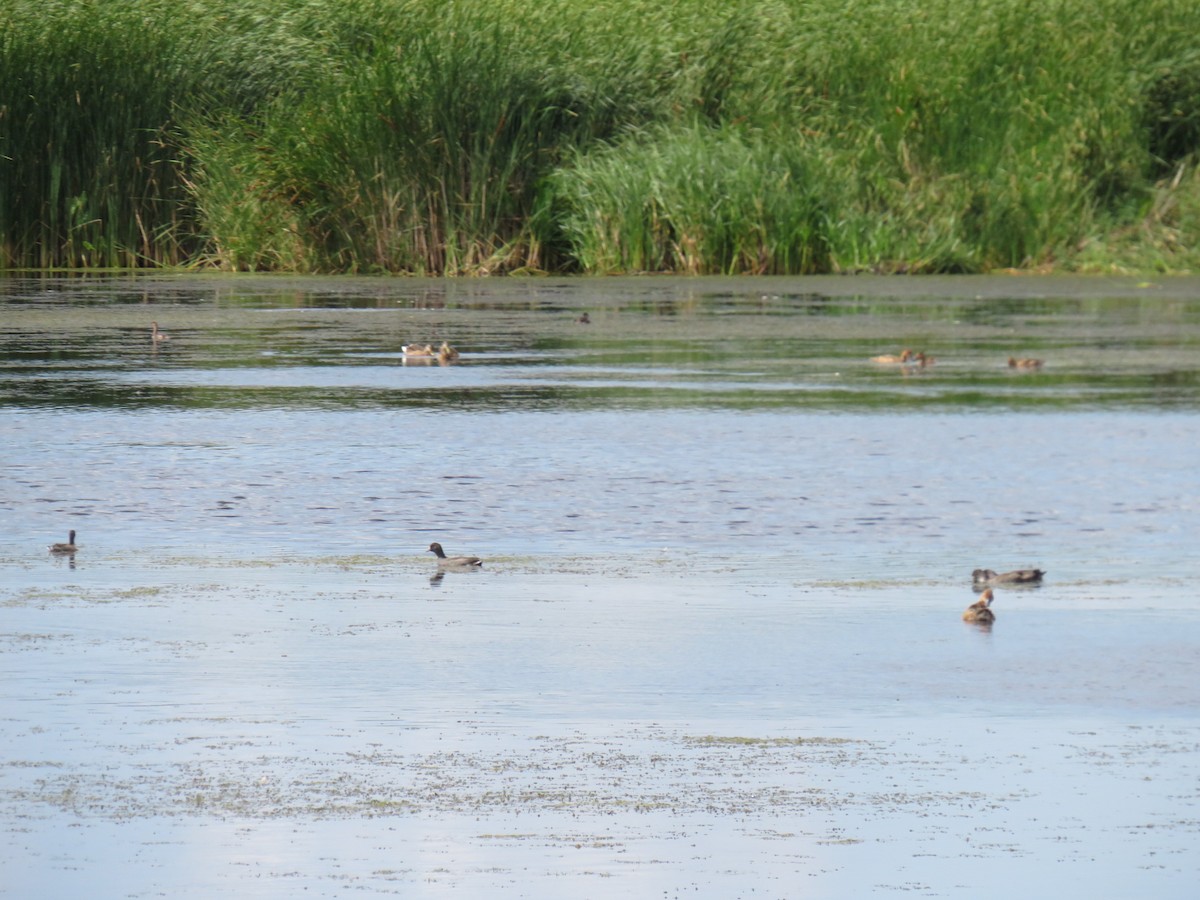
[2,272,1200,412]
[2,273,1199,899]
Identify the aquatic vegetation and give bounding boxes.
[685,735,861,747]
[3,0,1200,273]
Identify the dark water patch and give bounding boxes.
[4,274,1199,412]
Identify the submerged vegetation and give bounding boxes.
[3,0,1200,274]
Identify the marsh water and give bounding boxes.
[2,273,1199,898]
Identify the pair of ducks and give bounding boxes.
[962,568,1046,623]
[403,341,459,363]
[49,531,479,570]
[872,349,1044,370]
[870,348,935,367]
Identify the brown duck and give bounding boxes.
[962,588,996,624]
[870,349,915,364]
[972,568,1044,586]
[49,530,79,554]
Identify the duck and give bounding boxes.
[151,322,169,342]
[972,568,1045,586]
[962,588,995,624]
[428,542,483,568]
[1008,356,1043,369]
[912,351,935,367]
[577,312,591,324]
[402,343,435,357]
[870,349,914,364]
[49,530,79,554]
[438,341,459,363]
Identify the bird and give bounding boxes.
[870,349,914,364]
[438,341,459,363]
[577,312,591,324]
[962,588,995,624]
[1008,356,1042,369]
[912,351,935,367]
[972,568,1045,586]
[402,343,435,357]
[151,322,169,342]
[49,530,78,554]
[428,542,482,568]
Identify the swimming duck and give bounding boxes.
[577,313,591,324]
[402,344,435,357]
[438,342,459,363]
[962,588,995,624]
[1008,357,1043,369]
[870,349,914,364]
[913,352,935,367]
[151,322,169,342]
[49,530,78,554]
[428,542,483,568]
[972,568,1044,586]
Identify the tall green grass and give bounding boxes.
[0,2,188,266]
[3,0,1200,273]
[552,124,833,274]
[0,0,318,268]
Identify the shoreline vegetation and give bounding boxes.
[2,0,1199,275]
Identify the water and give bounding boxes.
[1,273,1199,897]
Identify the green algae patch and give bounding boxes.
[685,735,863,747]
[111,586,165,599]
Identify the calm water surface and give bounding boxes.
[1,273,1199,898]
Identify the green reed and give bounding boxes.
[0,2,183,266]
[186,0,678,273]
[3,0,1199,273]
[552,124,833,274]
[0,0,313,268]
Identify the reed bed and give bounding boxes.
[2,0,1199,273]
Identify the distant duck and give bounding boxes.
[972,568,1045,587]
[151,322,169,342]
[913,351,935,367]
[428,542,483,568]
[402,343,435,357]
[438,341,459,363]
[871,349,914,364]
[49,530,78,554]
[1008,356,1043,369]
[962,588,995,624]
[577,312,591,324]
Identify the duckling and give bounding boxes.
[428,542,483,568]
[972,568,1045,586]
[962,588,995,624]
[151,322,169,342]
[49,530,78,554]
[1008,356,1043,369]
[870,349,914,364]
[438,341,459,363]
[402,343,435,357]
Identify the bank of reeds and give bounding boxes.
[3,0,1200,273]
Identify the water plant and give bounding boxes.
[2,0,1199,273]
